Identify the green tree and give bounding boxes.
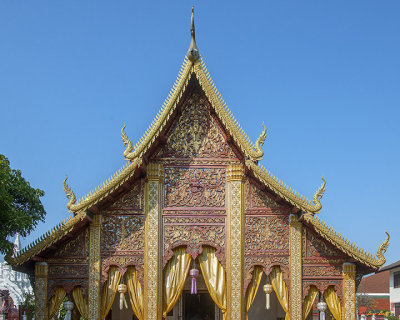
[0,155,46,254]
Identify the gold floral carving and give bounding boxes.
[164,167,225,207]
[51,231,86,258]
[34,262,48,320]
[107,179,143,210]
[88,214,101,320]
[342,263,356,320]
[101,215,144,252]
[162,93,235,159]
[245,215,289,252]
[247,182,279,208]
[144,163,163,320]
[226,165,245,320]
[305,229,342,258]
[289,215,302,320]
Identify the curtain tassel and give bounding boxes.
[190,268,199,295]
[118,284,128,310]
[263,284,273,309]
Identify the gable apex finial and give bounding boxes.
[187,6,199,62]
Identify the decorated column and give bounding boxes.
[226,164,246,320]
[34,261,48,320]
[88,214,102,320]
[289,214,302,320]
[144,163,163,320]
[342,262,356,320]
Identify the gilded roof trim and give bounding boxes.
[66,55,322,214]
[122,58,194,160]
[6,212,87,267]
[65,157,143,213]
[193,59,267,161]
[303,213,389,269]
[245,160,325,213]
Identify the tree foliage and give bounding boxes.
[0,155,46,254]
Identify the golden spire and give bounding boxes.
[187,6,199,62]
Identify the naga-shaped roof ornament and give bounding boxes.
[252,122,267,160]
[121,124,133,160]
[187,6,199,62]
[63,176,77,212]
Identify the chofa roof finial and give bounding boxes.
[187,6,199,62]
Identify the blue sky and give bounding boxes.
[0,1,399,266]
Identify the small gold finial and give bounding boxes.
[187,6,199,62]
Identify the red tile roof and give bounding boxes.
[358,270,390,294]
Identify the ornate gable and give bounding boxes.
[157,92,237,160]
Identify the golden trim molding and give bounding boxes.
[88,214,102,320]
[35,262,48,320]
[144,163,163,320]
[342,262,356,320]
[289,215,302,320]
[226,164,245,320]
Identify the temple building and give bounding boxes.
[7,8,390,320]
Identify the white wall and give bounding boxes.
[389,266,400,314]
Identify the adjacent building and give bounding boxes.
[379,260,400,317]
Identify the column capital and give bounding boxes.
[146,163,164,182]
[227,164,246,182]
[342,262,356,279]
[34,262,48,277]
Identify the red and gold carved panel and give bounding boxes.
[164,167,226,208]
[101,256,144,285]
[303,227,344,260]
[244,255,289,291]
[47,264,88,297]
[49,230,88,260]
[104,179,143,212]
[101,215,144,252]
[245,181,278,208]
[160,93,236,159]
[302,265,342,278]
[302,280,343,301]
[163,216,225,267]
[245,215,289,252]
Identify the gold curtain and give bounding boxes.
[101,266,122,319]
[163,247,192,318]
[324,286,342,320]
[199,246,227,320]
[245,266,263,320]
[126,266,144,320]
[269,266,290,320]
[48,286,66,319]
[302,286,318,320]
[71,286,88,320]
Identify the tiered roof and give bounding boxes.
[7,8,389,271]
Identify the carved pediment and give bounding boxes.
[158,92,237,160]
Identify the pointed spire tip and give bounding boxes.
[187,5,199,62]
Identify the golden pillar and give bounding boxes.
[342,262,356,320]
[144,163,164,320]
[34,262,48,320]
[88,214,102,320]
[226,164,246,320]
[289,214,302,320]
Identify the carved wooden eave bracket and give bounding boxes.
[246,160,326,214]
[303,213,390,269]
[6,212,88,267]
